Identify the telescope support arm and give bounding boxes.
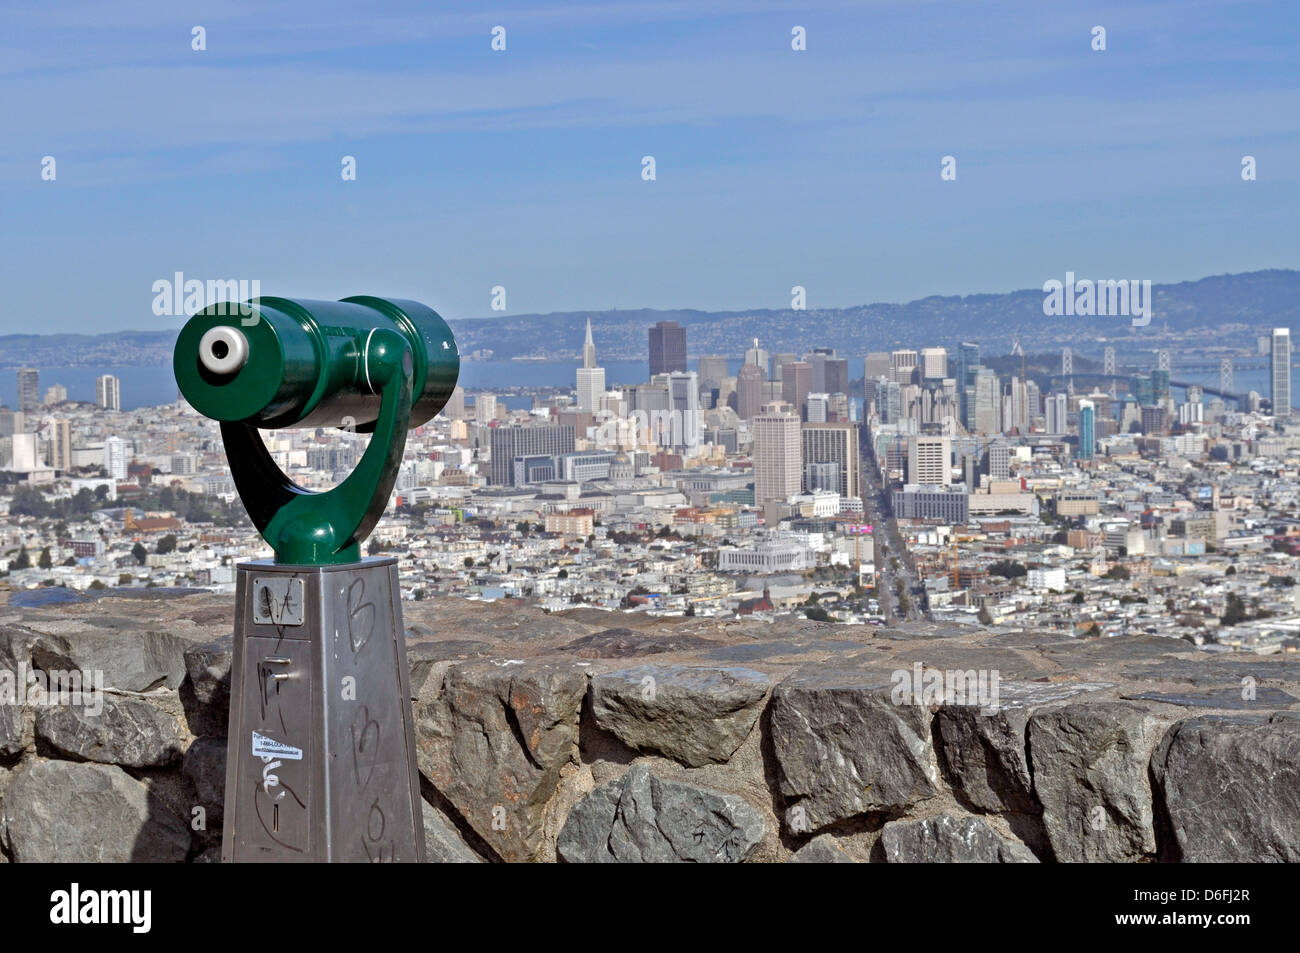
[220,329,414,565]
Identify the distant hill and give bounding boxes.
[1,269,1294,369]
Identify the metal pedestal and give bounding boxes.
[221,557,425,862]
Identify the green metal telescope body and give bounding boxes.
[173,296,459,566]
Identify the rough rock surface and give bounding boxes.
[415,658,588,862]
[589,664,769,766]
[556,763,764,863]
[1,760,191,862]
[182,737,227,825]
[879,813,1038,862]
[1028,702,1169,862]
[1152,713,1300,862]
[421,800,485,863]
[2,589,1299,863]
[36,695,185,767]
[31,626,194,692]
[770,667,937,830]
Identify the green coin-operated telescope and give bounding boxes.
[174,296,458,863]
[174,296,459,564]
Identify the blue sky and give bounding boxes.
[2,0,1298,333]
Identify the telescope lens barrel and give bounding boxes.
[174,296,459,431]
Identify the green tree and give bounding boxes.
[37,547,52,570]
[132,542,148,565]
[156,534,178,555]
[804,605,830,622]
[89,579,107,590]
[1071,591,1085,604]
[12,546,31,570]
[977,605,994,625]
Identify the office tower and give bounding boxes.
[987,442,1011,481]
[864,352,891,382]
[881,379,902,424]
[908,435,951,486]
[474,393,498,425]
[890,350,919,385]
[802,421,860,497]
[665,371,702,449]
[489,424,575,485]
[1006,377,1029,432]
[105,435,129,480]
[736,363,763,420]
[771,353,797,382]
[698,355,729,390]
[45,384,67,405]
[752,406,802,505]
[648,321,687,375]
[1141,405,1168,436]
[1271,328,1292,416]
[0,408,22,437]
[972,368,999,434]
[780,361,812,420]
[49,418,72,471]
[576,366,605,412]
[920,347,948,381]
[744,338,770,378]
[804,351,828,392]
[956,343,979,427]
[823,357,849,397]
[445,386,466,420]
[828,392,850,423]
[95,374,122,411]
[577,319,607,411]
[1046,392,1069,434]
[1077,401,1095,460]
[805,393,830,423]
[17,368,39,414]
[1151,368,1171,401]
[582,317,597,369]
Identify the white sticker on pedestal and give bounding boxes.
[251,731,303,761]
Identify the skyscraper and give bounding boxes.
[96,374,122,411]
[1077,401,1095,460]
[744,338,770,378]
[752,406,801,505]
[920,347,948,381]
[908,435,951,485]
[864,352,891,382]
[576,318,605,412]
[648,321,687,376]
[105,435,129,480]
[1271,327,1292,416]
[475,393,498,425]
[736,363,763,420]
[890,350,919,386]
[17,368,39,414]
[780,361,812,420]
[823,357,849,396]
[802,422,860,497]
[49,418,72,471]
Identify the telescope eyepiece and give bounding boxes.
[198,325,250,376]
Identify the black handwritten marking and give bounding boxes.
[252,778,306,852]
[345,578,375,654]
[350,705,381,791]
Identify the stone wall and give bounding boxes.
[1,589,1298,862]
